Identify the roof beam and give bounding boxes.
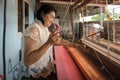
[40,0,73,4]
[87,3,106,7]
[71,0,83,10]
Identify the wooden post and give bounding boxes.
[69,6,75,42]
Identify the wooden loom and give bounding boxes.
[54,45,107,80]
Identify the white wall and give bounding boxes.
[6,0,22,79]
[0,0,4,75]
[0,0,35,79]
[29,0,35,24]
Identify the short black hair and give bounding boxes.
[36,4,56,24]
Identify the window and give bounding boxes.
[18,0,23,32]
[24,2,29,29]
[18,0,29,33]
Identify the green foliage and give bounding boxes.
[91,12,120,21]
[91,14,100,21]
[116,14,120,20]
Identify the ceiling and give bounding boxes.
[40,0,119,6]
[40,0,120,14]
[39,0,120,23]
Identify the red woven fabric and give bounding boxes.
[54,46,84,80]
[0,75,4,80]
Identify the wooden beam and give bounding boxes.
[40,0,73,4]
[86,3,106,7]
[67,46,107,80]
[74,0,92,10]
[71,0,83,10]
[69,7,75,42]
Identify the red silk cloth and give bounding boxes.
[0,75,4,80]
[54,46,84,80]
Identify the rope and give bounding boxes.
[99,6,103,37]
[60,0,73,41]
[82,7,85,38]
[112,2,116,47]
[106,18,111,61]
[82,7,84,24]
[105,0,111,64]
[86,6,89,37]
[61,0,72,26]
[106,0,112,21]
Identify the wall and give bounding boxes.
[0,0,35,79]
[29,0,35,23]
[0,0,4,75]
[6,0,22,79]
